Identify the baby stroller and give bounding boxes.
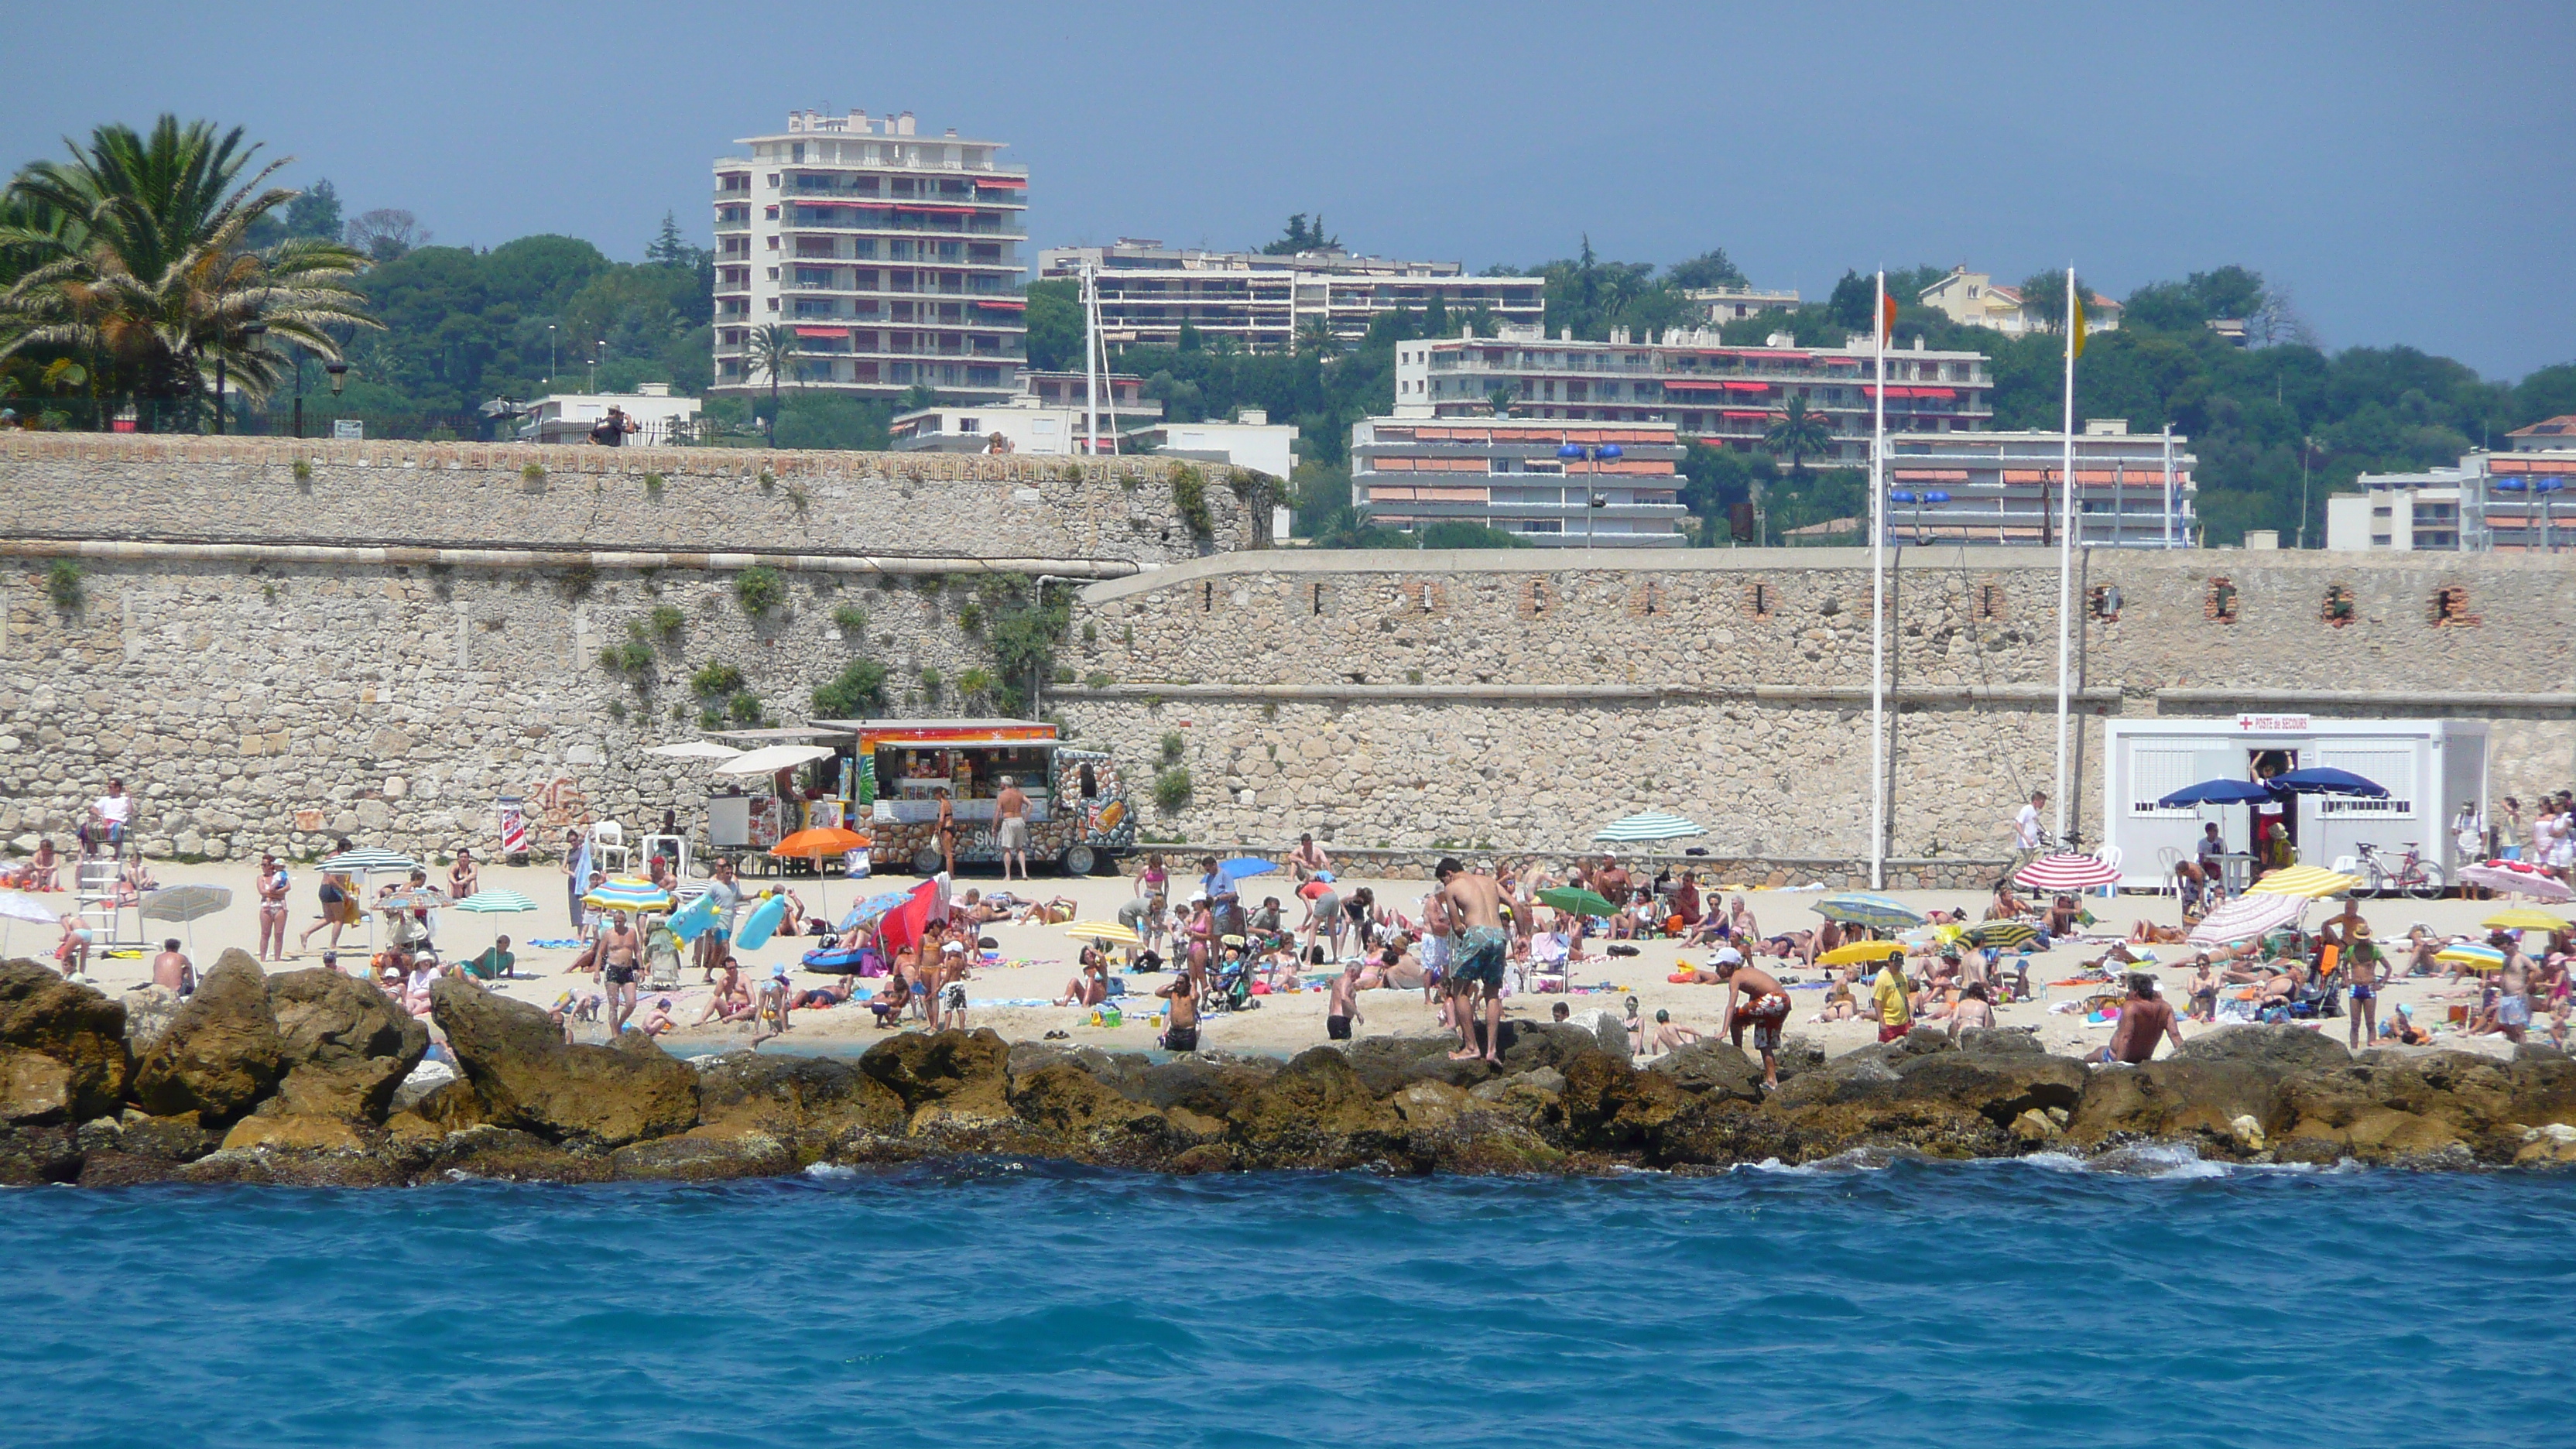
[1206,953,1259,1014]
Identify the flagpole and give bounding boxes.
[2053,265,2076,842]
[1869,271,1888,890]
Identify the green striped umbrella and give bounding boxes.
[1966,921,2040,951]
[1592,813,1705,844]
[455,889,538,914]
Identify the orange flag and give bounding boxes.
[1880,291,1898,343]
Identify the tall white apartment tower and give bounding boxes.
[712,109,1028,404]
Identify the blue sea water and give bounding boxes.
[5,1153,2571,1448]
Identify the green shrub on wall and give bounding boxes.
[45,559,82,610]
[1170,464,1213,537]
[1153,766,1192,813]
[735,567,784,617]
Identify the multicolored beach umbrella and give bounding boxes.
[1814,892,1926,931]
[581,877,673,913]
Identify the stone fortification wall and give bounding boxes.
[0,432,1249,562]
[1,436,2569,869]
[0,550,1041,860]
[1057,549,2575,859]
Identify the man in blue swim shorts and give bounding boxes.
[1437,856,1509,1064]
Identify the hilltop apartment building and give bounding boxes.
[2325,417,2576,553]
[1882,420,2197,547]
[712,109,1027,403]
[1349,417,1688,547]
[1036,242,1544,353]
[1392,322,1995,465]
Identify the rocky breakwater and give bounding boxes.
[9,965,2576,1184]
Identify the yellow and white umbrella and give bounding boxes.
[1819,940,1905,966]
[2246,865,2363,899]
[1065,920,1141,945]
[2481,909,2569,933]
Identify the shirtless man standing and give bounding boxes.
[598,912,642,1034]
[150,937,196,996]
[2496,933,2535,1045]
[1712,955,1792,1090]
[1157,970,1200,1053]
[1437,857,1509,1064]
[1325,958,1365,1041]
[995,776,1032,882]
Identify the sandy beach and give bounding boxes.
[22,854,2547,1064]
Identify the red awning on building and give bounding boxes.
[792,198,868,208]
[793,326,847,337]
[975,297,1026,310]
[1721,409,1771,420]
[1913,387,1957,400]
[974,176,1028,188]
[896,205,979,217]
[1722,380,1770,392]
[1660,379,1731,391]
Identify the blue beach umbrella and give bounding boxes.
[2154,779,2277,807]
[2266,766,2388,798]
[1218,857,1276,881]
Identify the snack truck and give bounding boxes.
[808,718,1136,875]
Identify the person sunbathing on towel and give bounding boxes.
[794,979,853,1010]
[1015,896,1078,927]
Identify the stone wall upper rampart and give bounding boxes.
[0,432,1246,563]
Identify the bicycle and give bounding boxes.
[2354,841,2444,901]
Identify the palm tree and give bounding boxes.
[0,116,375,429]
[745,322,799,440]
[1763,395,1834,476]
[1293,317,1338,357]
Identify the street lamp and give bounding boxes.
[547,324,557,387]
[1557,440,1624,547]
[1888,488,1951,544]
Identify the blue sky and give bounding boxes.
[5,1,2569,378]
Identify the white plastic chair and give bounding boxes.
[2096,846,2124,897]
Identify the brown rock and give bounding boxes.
[1646,1041,1763,1100]
[1231,1047,1401,1167]
[1008,1060,1164,1137]
[0,1124,80,1184]
[2067,1060,2287,1145]
[264,968,429,1122]
[611,1123,797,1181]
[429,976,697,1148]
[221,1114,370,1154]
[696,1052,905,1159]
[0,1049,72,1124]
[0,958,132,1121]
[1557,1050,1691,1151]
[860,1029,1013,1133]
[130,951,285,1126]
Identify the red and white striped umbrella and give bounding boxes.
[2013,853,2123,892]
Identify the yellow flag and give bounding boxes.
[2071,291,2088,359]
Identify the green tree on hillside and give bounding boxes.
[1025,277,1079,371]
[1260,213,1338,255]
[0,116,376,426]
[1664,248,1747,289]
[1764,395,1833,474]
[2013,271,2097,334]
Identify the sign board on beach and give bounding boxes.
[332,419,364,440]
[2232,713,2311,732]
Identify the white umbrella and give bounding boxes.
[141,884,233,952]
[318,848,420,874]
[0,890,57,955]
[715,743,836,776]
[2187,892,2309,947]
[647,741,742,760]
